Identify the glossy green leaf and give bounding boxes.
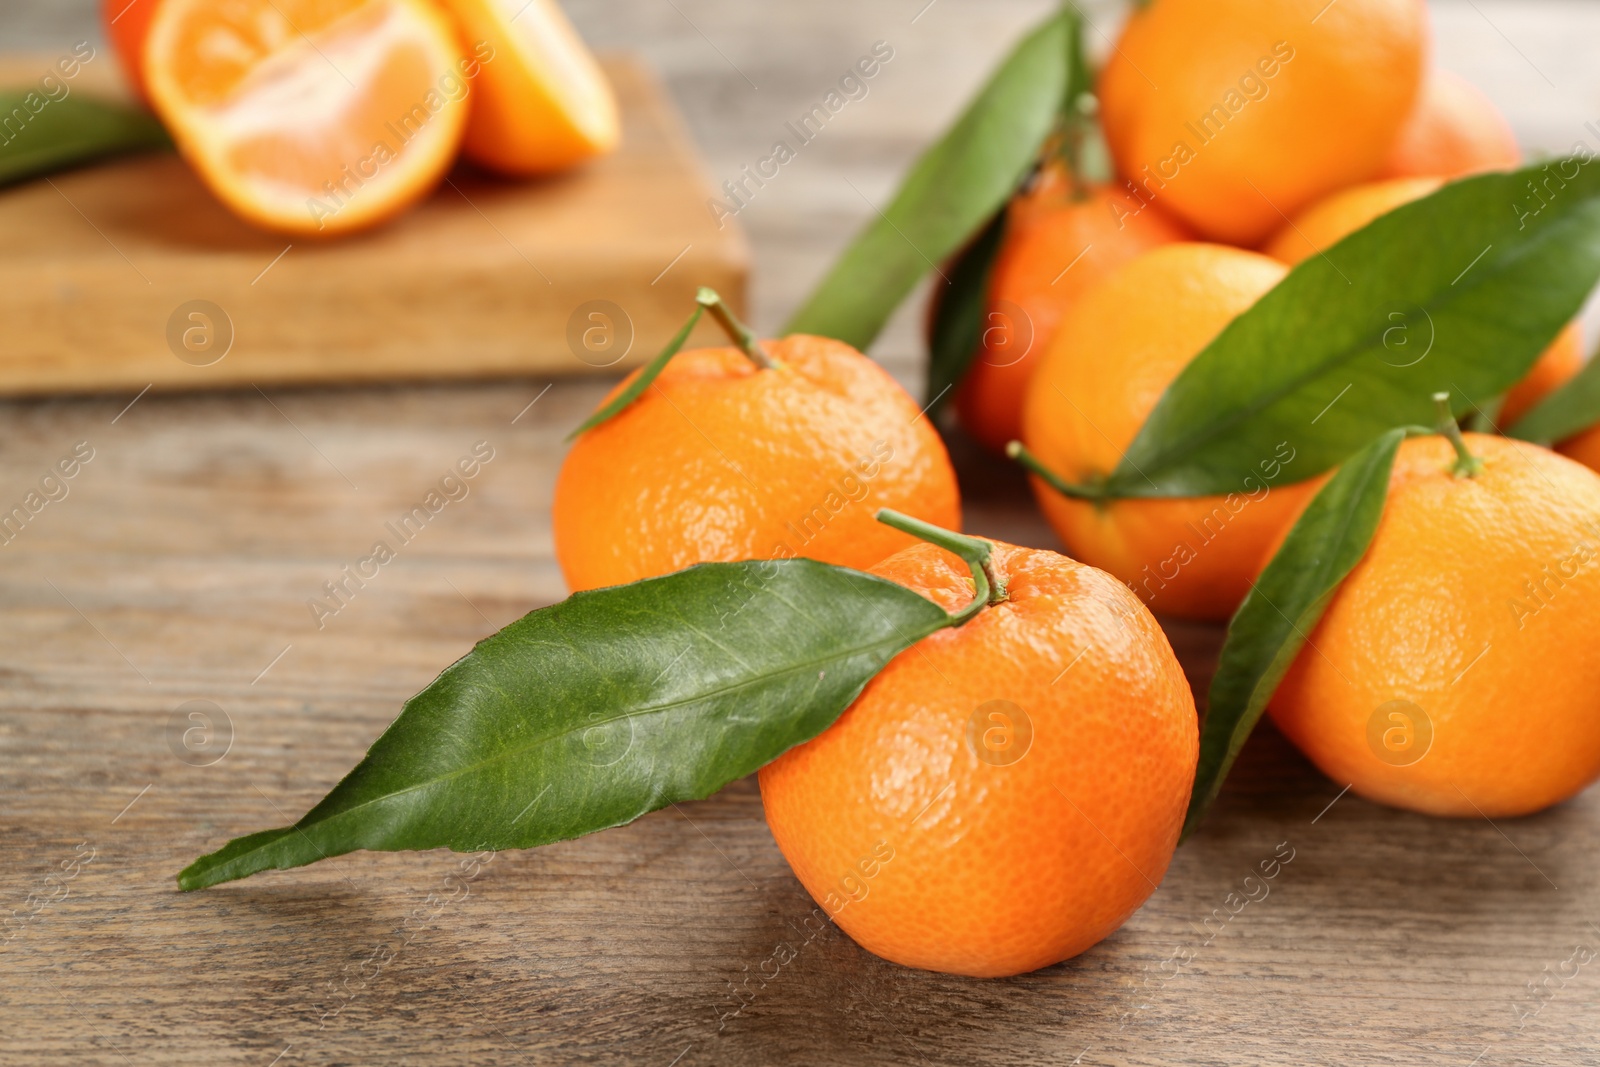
[1182,427,1404,839]
[1507,338,1600,445]
[784,9,1074,348]
[1106,161,1600,499]
[178,558,953,890]
[0,93,169,188]
[924,209,1008,411]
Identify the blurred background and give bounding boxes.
[6,4,1600,1064]
[12,0,1598,381]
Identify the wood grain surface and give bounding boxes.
[0,53,746,395]
[4,2,1600,1065]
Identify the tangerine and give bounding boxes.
[1097,0,1426,245]
[760,537,1196,977]
[1270,432,1600,817]
[436,0,620,175]
[1557,422,1600,476]
[104,0,160,101]
[953,168,1188,456]
[1017,242,1315,621]
[554,326,961,592]
[144,0,470,235]
[1380,67,1521,179]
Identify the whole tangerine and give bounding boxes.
[1017,242,1316,621]
[554,329,961,592]
[953,170,1189,456]
[760,537,1197,977]
[1380,67,1521,179]
[144,0,470,235]
[1097,0,1426,245]
[1270,432,1600,817]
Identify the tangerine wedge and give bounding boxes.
[437,0,620,175]
[144,0,471,235]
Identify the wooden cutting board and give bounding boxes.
[0,52,747,396]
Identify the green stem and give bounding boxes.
[1005,440,1105,500]
[874,509,1004,623]
[697,287,780,370]
[1432,391,1484,477]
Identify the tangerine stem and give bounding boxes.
[1432,391,1484,478]
[1005,440,1104,500]
[696,287,780,370]
[873,509,1005,622]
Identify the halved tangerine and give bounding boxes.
[438,0,619,175]
[144,0,470,235]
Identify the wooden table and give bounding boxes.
[4,2,1599,1064]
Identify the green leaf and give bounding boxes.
[783,9,1074,348]
[924,208,1008,411]
[178,558,953,890]
[1507,338,1600,445]
[0,93,169,188]
[565,303,704,440]
[1107,161,1600,498]
[1182,427,1404,839]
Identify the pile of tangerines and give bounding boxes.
[103,0,617,234]
[554,0,1600,978]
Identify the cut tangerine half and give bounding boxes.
[144,0,470,235]
[438,0,619,175]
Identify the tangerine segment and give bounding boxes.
[145,0,469,235]
[1269,435,1600,818]
[1020,243,1315,621]
[553,335,961,592]
[760,541,1197,978]
[439,0,619,175]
